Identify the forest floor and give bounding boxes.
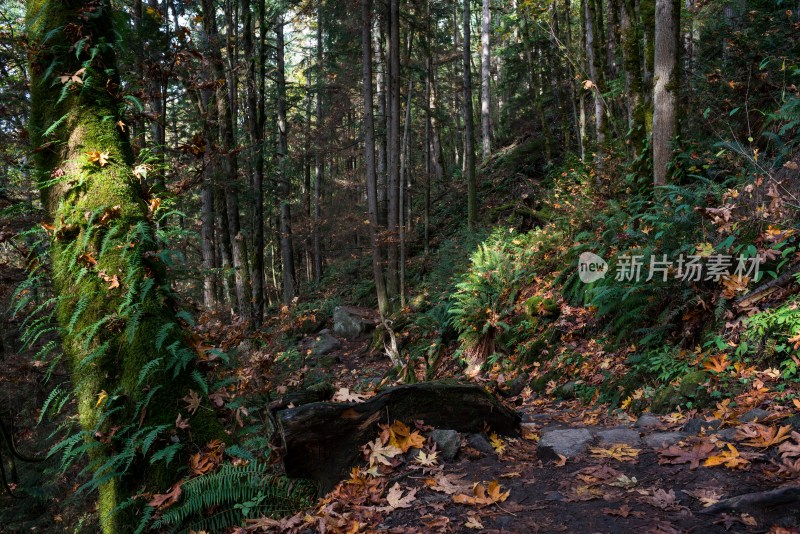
[248,329,800,534]
[3,317,800,533]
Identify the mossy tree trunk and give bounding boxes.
[27,1,226,532]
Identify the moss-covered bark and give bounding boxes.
[27,1,226,532]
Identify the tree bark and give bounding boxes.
[244,0,265,325]
[27,1,226,530]
[361,0,390,316]
[652,0,680,186]
[620,0,646,156]
[386,0,401,300]
[276,15,296,304]
[584,0,606,149]
[313,11,324,283]
[463,0,478,228]
[480,0,491,159]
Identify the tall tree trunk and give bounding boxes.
[201,0,252,322]
[584,0,606,149]
[313,10,324,282]
[27,1,225,531]
[373,19,388,227]
[399,79,413,308]
[244,0,265,325]
[386,0,401,300]
[362,0,390,315]
[463,0,478,228]
[276,15,296,304]
[620,0,646,156]
[480,0,491,159]
[652,0,680,186]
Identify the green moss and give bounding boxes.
[679,371,709,399]
[651,385,682,414]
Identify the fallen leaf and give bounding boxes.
[332,386,366,403]
[453,480,510,506]
[148,481,182,510]
[374,483,417,512]
[602,504,644,518]
[683,488,724,507]
[182,390,201,415]
[704,444,751,469]
[554,454,568,467]
[658,440,716,469]
[489,432,506,455]
[96,390,108,407]
[464,514,484,529]
[175,413,190,430]
[86,151,111,167]
[386,420,425,452]
[736,424,792,448]
[414,450,439,467]
[424,473,473,495]
[363,438,402,467]
[589,443,640,462]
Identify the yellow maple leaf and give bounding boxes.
[489,432,506,455]
[704,444,750,469]
[86,151,111,167]
[589,443,640,462]
[387,420,425,452]
[704,354,730,373]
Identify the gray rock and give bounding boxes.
[596,428,642,447]
[430,429,461,461]
[310,332,341,356]
[634,413,664,430]
[544,491,566,501]
[333,306,377,340]
[644,432,687,449]
[538,428,594,460]
[466,433,495,455]
[717,428,737,442]
[682,418,721,435]
[740,408,770,423]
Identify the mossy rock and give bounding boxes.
[519,339,547,364]
[529,374,552,393]
[650,385,683,414]
[679,371,709,399]
[555,380,578,399]
[523,296,560,320]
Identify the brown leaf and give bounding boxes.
[175,413,190,430]
[658,440,716,469]
[86,151,110,167]
[148,481,182,510]
[453,480,510,506]
[736,424,792,448]
[182,390,201,415]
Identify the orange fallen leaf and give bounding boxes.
[736,424,792,448]
[453,480,510,506]
[86,151,110,167]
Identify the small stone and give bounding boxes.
[333,306,377,340]
[596,428,641,447]
[717,428,737,442]
[466,433,495,455]
[538,428,594,460]
[644,432,687,449]
[430,429,461,461]
[682,418,721,435]
[785,415,800,430]
[634,413,664,430]
[544,491,566,501]
[740,408,770,423]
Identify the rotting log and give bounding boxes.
[274,381,520,490]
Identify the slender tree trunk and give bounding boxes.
[244,0,265,325]
[399,79,412,307]
[373,20,388,227]
[463,0,478,228]
[620,0,646,156]
[386,0,401,300]
[27,2,225,531]
[361,0,390,315]
[313,11,324,282]
[201,0,252,322]
[480,0,491,159]
[584,0,606,149]
[652,0,680,186]
[276,15,296,304]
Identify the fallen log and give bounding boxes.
[275,381,520,491]
[700,485,800,514]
